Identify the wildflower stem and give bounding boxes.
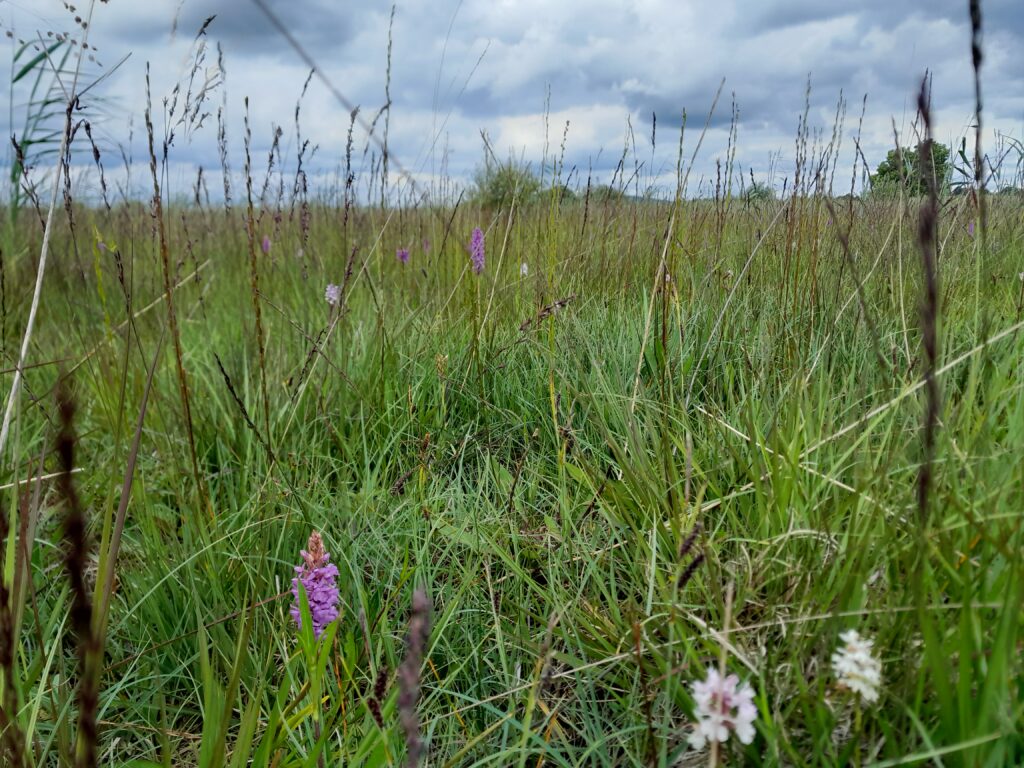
[710,582,735,768]
[854,702,862,768]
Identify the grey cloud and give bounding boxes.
[179,0,360,56]
[745,0,964,33]
[93,0,364,58]
[618,7,1011,140]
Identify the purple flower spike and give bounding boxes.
[967,220,975,237]
[290,531,340,640]
[262,234,271,254]
[422,238,431,253]
[470,227,485,274]
[397,247,410,264]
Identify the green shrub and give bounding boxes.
[470,157,541,208]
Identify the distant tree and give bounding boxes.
[871,141,950,196]
[548,184,577,204]
[745,181,775,203]
[471,158,541,209]
[590,184,627,203]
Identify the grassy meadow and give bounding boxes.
[1,19,1024,767]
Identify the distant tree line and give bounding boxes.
[467,142,1022,206]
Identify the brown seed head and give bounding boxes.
[301,530,328,571]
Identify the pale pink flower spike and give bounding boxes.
[688,667,757,750]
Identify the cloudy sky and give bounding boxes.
[2,0,1022,200]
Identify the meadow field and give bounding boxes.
[1,4,1023,767]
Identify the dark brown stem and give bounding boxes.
[398,590,431,767]
[57,384,98,768]
[915,79,941,525]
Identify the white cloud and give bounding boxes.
[1,0,1020,200]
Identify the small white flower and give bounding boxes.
[520,262,529,277]
[831,629,882,704]
[324,283,341,306]
[688,667,757,750]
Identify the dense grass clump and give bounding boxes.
[1,179,1022,764]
